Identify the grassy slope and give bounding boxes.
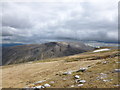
[40,57,119,88]
[1,49,119,88]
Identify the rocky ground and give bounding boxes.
[1,48,120,88]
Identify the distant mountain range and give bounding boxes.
[2,42,94,65]
[2,43,24,47]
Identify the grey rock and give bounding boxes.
[70,85,75,87]
[35,85,45,89]
[116,61,120,63]
[76,68,88,72]
[78,84,84,87]
[98,73,107,79]
[113,84,120,87]
[44,83,51,87]
[78,80,86,83]
[76,80,86,83]
[63,71,72,75]
[50,81,55,84]
[34,80,46,84]
[114,69,120,72]
[63,78,67,81]
[74,75,80,79]
[102,61,107,64]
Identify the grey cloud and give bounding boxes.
[1,1,118,44]
[2,12,33,29]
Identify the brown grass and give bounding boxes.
[1,49,119,88]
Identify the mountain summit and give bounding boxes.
[2,42,94,65]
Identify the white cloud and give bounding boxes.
[1,0,118,44]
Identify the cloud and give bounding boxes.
[1,0,118,44]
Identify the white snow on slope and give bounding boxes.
[93,48,110,52]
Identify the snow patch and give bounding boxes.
[93,48,110,52]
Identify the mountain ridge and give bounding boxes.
[2,41,94,65]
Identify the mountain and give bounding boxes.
[2,42,94,65]
[2,43,24,47]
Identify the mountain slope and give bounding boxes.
[2,42,94,65]
[1,49,119,88]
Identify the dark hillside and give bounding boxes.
[2,42,94,65]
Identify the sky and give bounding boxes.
[1,0,119,44]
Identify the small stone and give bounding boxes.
[110,79,113,81]
[74,75,80,79]
[114,84,120,87]
[63,78,67,81]
[78,84,84,87]
[50,81,55,84]
[78,80,86,83]
[103,80,109,82]
[63,71,72,75]
[44,84,51,87]
[114,69,120,72]
[99,73,107,79]
[71,85,75,87]
[103,61,107,64]
[35,85,45,89]
[116,62,120,63]
[34,80,46,84]
[77,68,87,72]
